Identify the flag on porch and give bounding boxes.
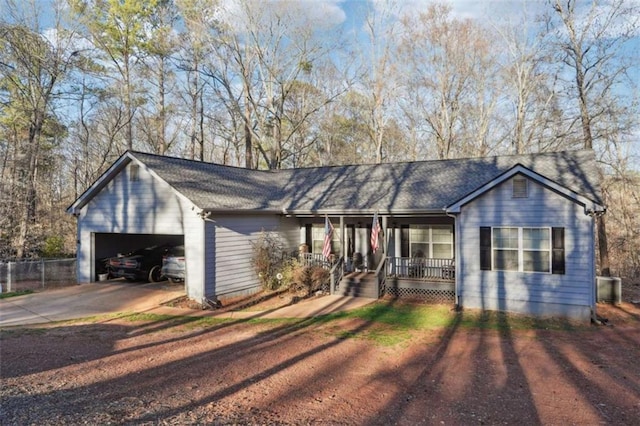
[322,215,334,260]
[371,212,381,253]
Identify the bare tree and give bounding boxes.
[549,0,640,276]
[399,3,498,160]
[68,0,158,151]
[492,8,558,154]
[191,0,347,169]
[136,0,181,155]
[359,0,402,164]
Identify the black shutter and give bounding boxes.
[305,224,312,252]
[552,227,565,274]
[480,227,492,270]
[401,225,409,257]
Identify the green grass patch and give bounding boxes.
[0,327,48,338]
[313,302,454,345]
[111,312,182,322]
[320,301,454,330]
[0,289,34,299]
[2,301,587,345]
[308,301,589,345]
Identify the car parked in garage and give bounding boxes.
[108,245,171,282]
[161,245,185,283]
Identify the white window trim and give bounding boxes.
[312,224,341,255]
[492,227,551,273]
[409,225,453,259]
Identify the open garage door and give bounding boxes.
[93,233,184,282]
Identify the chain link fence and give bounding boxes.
[0,258,77,293]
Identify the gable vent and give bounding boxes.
[129,164,140,182]
[512,177,528,198]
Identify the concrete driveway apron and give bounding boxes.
[0,282,185,327]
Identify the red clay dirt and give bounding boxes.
[1,280,639,425]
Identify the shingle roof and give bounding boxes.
[131,149,603,214]
[132,153,286,211]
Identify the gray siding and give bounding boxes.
[457,176,595,321]
[76,163,206,300]
[182,211,206,301]
[209,215,299,298]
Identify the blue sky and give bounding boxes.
[9,0,639,162]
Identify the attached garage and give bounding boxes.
[68,153,209,300]
[68,151,290,303]
[92,233,184,279]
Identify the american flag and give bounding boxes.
[322,215,334,259]
[371,212,381,253]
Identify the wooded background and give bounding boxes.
[1,0,638,278]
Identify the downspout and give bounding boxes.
[445,209,460,309]
[587,208,605,323]
[196,209,217,307]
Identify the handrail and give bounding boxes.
[374,256,387,298]
[330,256,344,294]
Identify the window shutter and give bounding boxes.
[480,227,492,270]
[552,227,565,274]
[305,224,312,252]
[401,225,409,257]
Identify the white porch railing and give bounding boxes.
[300,252,326,267]
[386,257,455,281]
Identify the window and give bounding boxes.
[522,228,550,272]
[512,177,528,198]
[311,224,342,256]
[409,225,453,258]
[493,227,519,271]
[480,227,564,274]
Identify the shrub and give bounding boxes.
[41,235,66,258]
[290,265,330,296]
[251,231,289,290]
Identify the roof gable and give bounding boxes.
[444,164,605,215]
[67,151,135,214]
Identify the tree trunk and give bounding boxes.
[244,96,253,168]
[16,116,42,258]
[158,58,167,155]
[597,215,610,276]
[125,56,134,150]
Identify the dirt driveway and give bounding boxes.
[2,296,639,425]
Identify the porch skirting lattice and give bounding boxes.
[385,286,455,303]
[384,276,456,303]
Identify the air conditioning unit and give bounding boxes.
[596,276,622,304]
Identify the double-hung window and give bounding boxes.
[481,227,564,274]
[409,225,453,258]
[312,225,342,256]
[522,228,551,272]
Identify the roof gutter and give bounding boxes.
[280,208,447,217]
[198,207,448,217]
[199,208,287,216]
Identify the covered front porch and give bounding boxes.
[296,214,456,303]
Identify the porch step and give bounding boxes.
[339,272,379,299]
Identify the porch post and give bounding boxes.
[382,215,388,254]
[339,216,345,259]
